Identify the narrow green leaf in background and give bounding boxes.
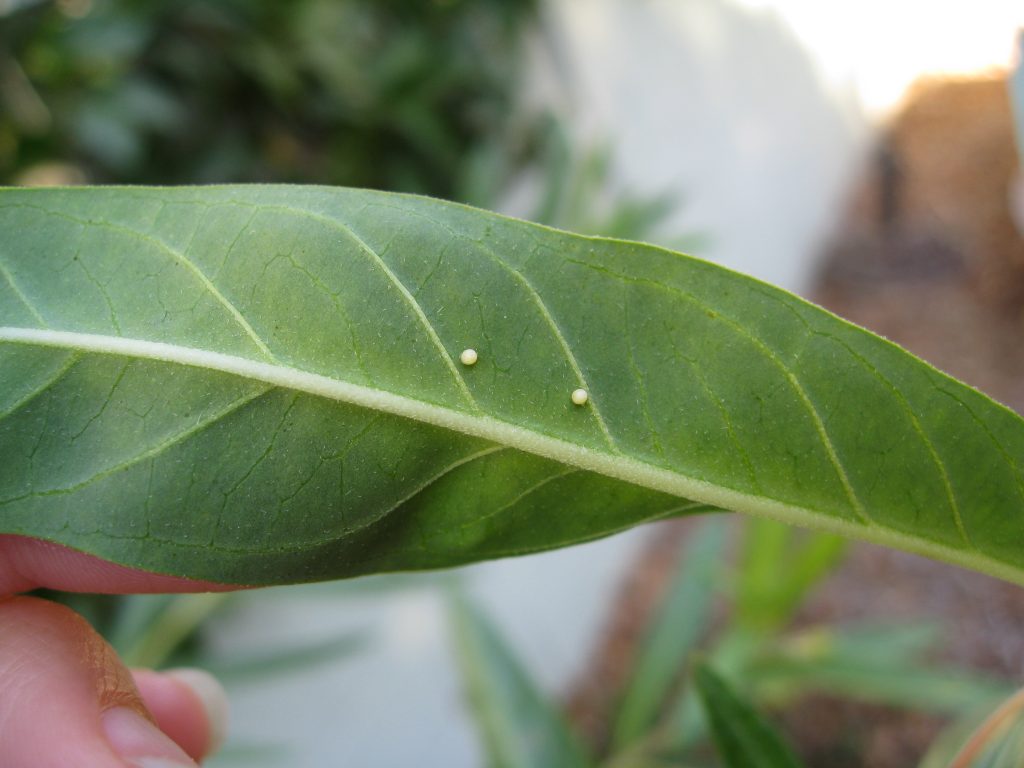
[735,519,847,633]
[693,661,804,768]
[612,519,726,750]
[749,626,1011,714]
[203,631,367,684]
[1,186,1022,585]
[117,593,230,668]
[449,593,591,768]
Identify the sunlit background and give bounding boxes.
[3,0,1024,765]
[739,0,1020,113]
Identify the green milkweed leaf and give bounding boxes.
[1,186,1022,585]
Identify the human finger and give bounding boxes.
[0,534,238,595]
[0,596,199,767]
[132,669,227,763]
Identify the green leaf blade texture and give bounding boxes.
[1,185,1023,585]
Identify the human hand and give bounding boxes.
[0,535,233,767]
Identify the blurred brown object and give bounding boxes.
[821,73,1024,308]
[817,72,1024,413]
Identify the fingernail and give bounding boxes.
[101,706,196,767]
[165,667,229,754]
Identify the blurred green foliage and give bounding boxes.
[693,661,804,768]
[1,0,686,236]
[453,520,1014,768]
[1,0,539,199]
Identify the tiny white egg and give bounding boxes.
[571,388,589,406]
[460,348,478,366]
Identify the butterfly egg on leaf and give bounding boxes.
[571,388,589,406]
[459,348,478,366]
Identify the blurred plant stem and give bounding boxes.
[947,686,1024,768]
[117,593,232,669]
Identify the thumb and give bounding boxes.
[0,596,199,768]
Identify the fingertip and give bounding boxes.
[101,706,197,767]
[165,669,228,756]
[133,668,228,761]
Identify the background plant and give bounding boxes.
[451,520,1017,768]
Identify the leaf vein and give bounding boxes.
[0,386,271,505]
[0,352,79,421]
[473,238,620,452]
[373,202,621,451]
[452,467,580,538]
[8,326,1024,585]
[370,445,506,530]
[564,259,873,526]
[816,332,973,550]
[0,203,276,361]
[251,202,479,410]
[934,385,1024,507]
[0,255,47,326]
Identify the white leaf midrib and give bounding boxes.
[0,326,754,506]
[1,325,1020,586]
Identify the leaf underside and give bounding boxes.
[0,186,1022,585]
